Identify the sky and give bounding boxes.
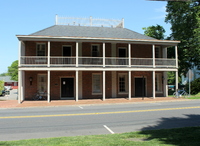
[0,0,170,74]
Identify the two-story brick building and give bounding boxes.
[16,16,180,103]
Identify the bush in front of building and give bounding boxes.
[185,78,200,95]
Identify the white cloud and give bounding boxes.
[149,14,166,20]
[155,6,166,13]
[149,6,166,20]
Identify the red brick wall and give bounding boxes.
[25,41,155,58]
[50,42,76,56]
[25,41,76,56]
[82,71,112,99]
[25,71,47,100]
[24,70,163,100]
[131,44,152,58]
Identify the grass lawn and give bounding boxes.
[187,92,200,99]
[168,91,200,99]
[1,127,200,146]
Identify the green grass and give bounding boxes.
[1,127,200,146]
[168,91,200,99]
[187,92,200,99]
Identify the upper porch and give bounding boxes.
[18,41,178,69]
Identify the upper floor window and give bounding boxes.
[118,48,127,57]
[37,44,46,56]
[155,47,161,58]
[91,45,99,57]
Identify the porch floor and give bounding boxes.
[0,97,189,109]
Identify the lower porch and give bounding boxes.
[17,70,178,103]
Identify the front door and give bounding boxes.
[135,78,146,97]
[118,48,127,65]
[61,78,74,98]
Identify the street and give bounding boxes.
[0,100,200,141]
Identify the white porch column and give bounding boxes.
[175,71,178,97]
[76,70,79,101]
[18,70,22,103]
[175,46,178,68]
[163,47,168,97]
[128,71,131,100]
[47,70,50,102]
[76,42,79,67]
[103,70,105,101]
[163,72,168,97]
[18,41,22,67]
[128,44,131,67]
[103,42,105,67]
[48,41,50,67]
[152,44,155,68]
[175,46,178,97]
[22,71,25,101]
[153,71,156,99]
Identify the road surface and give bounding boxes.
[0,100,200,141]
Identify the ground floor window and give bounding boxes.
[155,73,163,93]
[92,74,102,94]
[118,73,128,93]
[37,74,47,92]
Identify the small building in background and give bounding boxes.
[0,76,18,89]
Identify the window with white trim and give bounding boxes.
[37,44,46,56]
[92,74,102,94]
[91,45,99,57]
[118,73,128,93]
[37,74,47,92]
[155,73,163,92]
[155,47,161,58]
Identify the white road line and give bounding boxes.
[103,125,115,134]
[78,106,83,109]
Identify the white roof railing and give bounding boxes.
[55,15,124,28]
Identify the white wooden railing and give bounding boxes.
[20,56,176,68]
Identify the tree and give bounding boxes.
[165,1,200,76]
[0,73,8,76]
[0,80,4,91]
[142,24,166,40]
[185,77,200,94]
[8,60,18,81]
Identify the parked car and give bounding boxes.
[0,89,5,96]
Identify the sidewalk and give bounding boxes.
[0,97,189,109]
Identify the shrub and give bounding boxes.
[185,78,200,95]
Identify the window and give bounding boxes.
[118,73,128,93]
[155,73,162,92]
[37,44,46,56]
[155,47,161,58]
[92,74,102,94]
[91,45,99,57]
[118,48,127,57]
[38,74,47,92]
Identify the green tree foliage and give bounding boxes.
[186,77,200,94]
[8,60,18,81]
[143,24,166,39]
[0,73,8,76]
[0,80,4,91]
[165,1,200,75]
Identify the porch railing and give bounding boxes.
[20,56,176,68]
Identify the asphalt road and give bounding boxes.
[0,100,200,141]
